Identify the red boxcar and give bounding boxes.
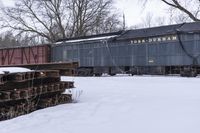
[0,45,51,66]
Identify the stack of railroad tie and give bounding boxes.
[0,70,74,121]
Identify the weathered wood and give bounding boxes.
[0,70,74,121]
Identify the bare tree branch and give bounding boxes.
[141,0,200,22]
[162,0,200,21]
[0,0,122,44]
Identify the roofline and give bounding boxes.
[56,31,123,42]
[0,44,50,50]
[129,22,185,31]
[56,21,200,43]
[127,21,200,32]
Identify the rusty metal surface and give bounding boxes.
[0,45,50,66]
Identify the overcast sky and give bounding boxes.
[1,0,169,27]
[115,0,169,27]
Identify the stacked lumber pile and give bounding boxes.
[0,70,74,121]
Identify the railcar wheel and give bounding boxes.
[109,73,116,76]
[94,73,102,77]
[190,71,197,77]
[180,70,197,77]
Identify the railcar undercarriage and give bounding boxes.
[76,65,199,77]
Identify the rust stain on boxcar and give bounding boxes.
[0,45,51,65]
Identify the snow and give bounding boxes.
[56,35,117,44]
[0,67,31,74]
[0,75,200,133]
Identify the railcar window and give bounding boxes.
[67,50,73,58]
[63,50,67,58]
[138,40,141,43]
[73,50,78,58]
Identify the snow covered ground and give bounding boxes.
[0,67,31,74]
[0,75,200,133]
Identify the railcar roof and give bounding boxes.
[117,22,200,40]
[0,44,50,50]
[56,35,118,45]
[55,22,200,44]
[56,31,122,44]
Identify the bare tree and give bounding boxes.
[155,16,166,26]
[68,0,122,36]
[0,0,122,44]
[129,24,144,29]
[0,31,20,48]
[0,0,69,43]
[0,31,43,48]
[140,12,166,28]
[142,12,154,27]
[141,0,200,22]
[161,0,200,22]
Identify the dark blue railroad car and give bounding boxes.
[52,22,200,77]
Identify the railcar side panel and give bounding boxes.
[0,45,50,66]
[51,22,200,76]
[51,35,200,68]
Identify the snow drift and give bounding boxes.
[0,75,200,133]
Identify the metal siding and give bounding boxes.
[93,42,108,66]
[52,39,199,67]
[51,28,200,68]
[78,43,95,67]
[0,45,50,66]
[52,46,63,62]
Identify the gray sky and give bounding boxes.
[1,0,169,27]
[115,0,169,27]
